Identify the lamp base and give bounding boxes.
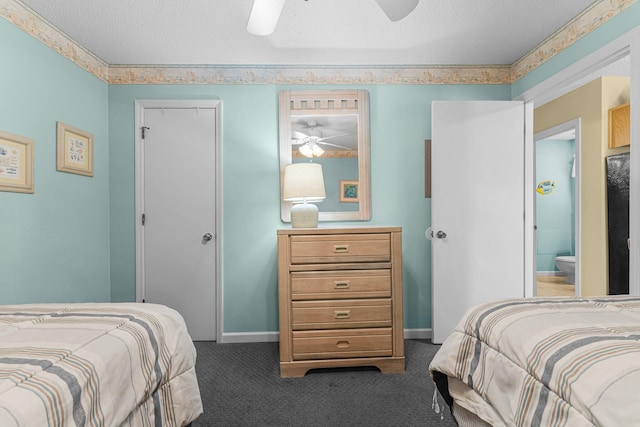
[291,202,319,228]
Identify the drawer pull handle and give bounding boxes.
[333,245,349,253]
[334,281,350,289]
[334,310,351,319]
[336,340,350,348]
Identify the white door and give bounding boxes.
[136,101,219,341]
[430,101,527,344]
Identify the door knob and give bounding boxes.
[202,233,213,243]
[425,227,447,240]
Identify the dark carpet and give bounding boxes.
[191,339,458,426]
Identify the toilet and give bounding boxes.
[555,256,576,284]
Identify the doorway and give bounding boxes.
[134,100,223,341]
[533,119,581,297]
[519,32,637,297]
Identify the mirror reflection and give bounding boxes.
[279,90,371,222]
[291,114,359,213]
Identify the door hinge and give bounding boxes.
[142,213,146,226]
[141,126,150,139]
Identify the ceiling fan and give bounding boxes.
[291,120,351,158]
[247,0,419,36]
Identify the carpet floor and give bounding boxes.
[191,339,458,426]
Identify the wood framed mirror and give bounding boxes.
[279,90,371,223]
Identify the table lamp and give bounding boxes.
[282,163,326,228]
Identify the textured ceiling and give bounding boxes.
[18,0,597,66]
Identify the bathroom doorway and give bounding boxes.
[534,120,580,297]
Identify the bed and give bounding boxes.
[0,303,203,426]
[429,296,640,426]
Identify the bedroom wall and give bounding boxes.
[108,83,511,335]
[535,76,630,296]
[535,139,576,272]
[2,1,639,336]
[0,18,111,303]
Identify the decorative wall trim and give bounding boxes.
[2,0,637,85]
[2,0,108,82]
[512,0,638,82]
[108,64,511,85]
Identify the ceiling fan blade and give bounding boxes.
[293,130,310,138]
[374,0,418,22]
[246,0,286,36]
[317,134,349,142]
[318,142,350,150]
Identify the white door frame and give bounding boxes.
[533,119,582,297]
[517,26,640,296]
[134,99,224,341]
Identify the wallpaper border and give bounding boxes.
[2,0,636,85]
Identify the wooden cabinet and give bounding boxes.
[277,227,404,377]
[609,102,630,148]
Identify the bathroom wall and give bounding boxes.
[535,76,630,295]
[536,139,576,272]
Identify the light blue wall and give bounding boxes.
[3,3,640,333]
[294,157,359,212]
[0,19,110,303]
[108,84,510,333]
[536,139,576,271]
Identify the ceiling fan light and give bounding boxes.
[312,144,325,157]
[299,143,314,158]
[247,0,286,36]
[374,0,418,22]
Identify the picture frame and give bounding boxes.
[339,180,359,202]
[57,121,94,176]
[0,130,34,194]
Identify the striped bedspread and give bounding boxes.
[429,296,640,427]
[0,303,203,427]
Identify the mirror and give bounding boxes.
[279,90,371,222]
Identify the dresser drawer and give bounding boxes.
[292,299,391,330]
[291,269,391,300]
[292,328,393,360]
[290,233,390,264]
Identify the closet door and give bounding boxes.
[136,101,219,341]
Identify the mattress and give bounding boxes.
[429,296,640,426]
[0,303,203,426]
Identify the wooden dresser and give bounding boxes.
[277,227,404,378]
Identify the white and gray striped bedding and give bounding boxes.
[0,303,203,426]
[429,296,640,426]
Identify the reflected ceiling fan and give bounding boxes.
[247,0,419,36]
[292,120,350,158]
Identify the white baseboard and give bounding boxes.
[537,271,566,276]
[219,329,433,343]
[219,332,279,343]
[404,328,432,340]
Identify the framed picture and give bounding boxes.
[57,121,93,176]
[339,180,359,202]
[0,130,34,194]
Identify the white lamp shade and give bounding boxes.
[282,163,326,203]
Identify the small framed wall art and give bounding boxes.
[57,121,93,176]
[0,130,34,194]
[339,180,359,202]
